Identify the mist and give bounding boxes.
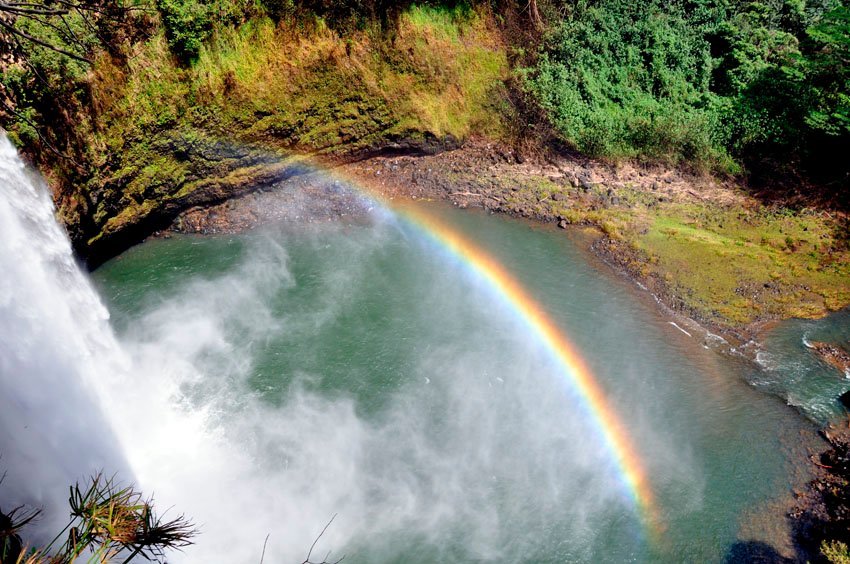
[84,209,664,561]
[2,137,704,562]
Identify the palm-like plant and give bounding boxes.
[1,473,196,564]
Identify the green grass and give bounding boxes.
[466,169,849,327]
[72,6,509,247]
[91,6,507,150]
[633,203,850,325]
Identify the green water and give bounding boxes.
[92,199,844,562]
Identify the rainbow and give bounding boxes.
[292,157,660,535]
[396,202,661,535]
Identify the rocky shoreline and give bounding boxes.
[158,139,849,368]
[130,138,850,562]
[788,421,850,562]
[806,341,850,379]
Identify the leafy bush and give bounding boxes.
[157,0,214,61]
[823,540,850,564]
[1,473,195,563]
[156,0,253,61]
[526,0,849,184]
[525,0,729,170]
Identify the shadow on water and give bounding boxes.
[725,464,847,564]
[724,540,795,563]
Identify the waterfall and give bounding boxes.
[0,134,675,562]
[0,135,131,540]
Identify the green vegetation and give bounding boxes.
[462,167,849,326]
[1,473,195,563]
[824,540,850,564]
[156,0,253,61]
[0,0,847,322]
[526,0,850,185]
[526,0,728,169]
[0,1,508,256]
[635,204,850,324]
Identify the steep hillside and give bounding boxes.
[1,0,847,331]
[2,3,511,263]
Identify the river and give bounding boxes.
[2,136,849,562]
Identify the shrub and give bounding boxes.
[156,0,252,62]
[525,0,730,170]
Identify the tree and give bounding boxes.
[0,0,139,63]
[805,5,850,138]
[0,0,145,154]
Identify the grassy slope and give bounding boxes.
[636,205,849,325]
[28,2,846,328]
[61,5,508,249]
[420,159,849,329]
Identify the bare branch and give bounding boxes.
[8,31,55,89]
[0,18,91,62]
[302,513,345,564]
[0,96,81,164]
[11,11,91,53]
[0,4,69,16]
[259,533,270,564]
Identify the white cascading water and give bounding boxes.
[0,135,132,539]
[0,135,351,560]
[0,134,691,561]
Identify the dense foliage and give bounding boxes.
[527,0,850,185]
[527,1,726,167]
[0,0,139,153]
[0,0,847,192]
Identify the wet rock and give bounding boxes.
[558,219,569,229]
[807,341,850,377]
[840,390,850,410]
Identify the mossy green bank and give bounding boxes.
[503,178,850,327]
[12,5,509,261]
[358,148,849,330]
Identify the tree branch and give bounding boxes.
[302,514,345,564]
[0,4,69,16]
[0,95,80,164]
[259,533,270,564]
[0,18,91,62]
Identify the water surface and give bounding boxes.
[92,199,831,562]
